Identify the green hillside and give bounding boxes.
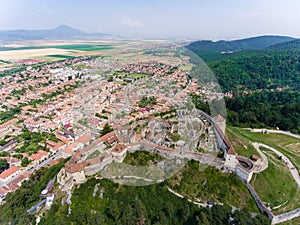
[188,36,300,134]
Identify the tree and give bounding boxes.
[0,159,9,173]
[108,76,113,82]
[21,157,31,167]
[100,123,113,137]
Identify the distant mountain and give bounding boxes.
[186,35,297,55]
[266,39,300,50]
[0,25,111,41]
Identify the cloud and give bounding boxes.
[122,18,143,28]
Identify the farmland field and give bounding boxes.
[47,54,75,59]
[0,42,115,62]
[0,44,113,52]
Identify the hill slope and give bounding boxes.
[186,35,297,60]
[267,39,300,50]
[187,35,300,133]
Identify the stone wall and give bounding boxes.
[236,165,253,183]
[84,157,113,176]
[240,177,274,220]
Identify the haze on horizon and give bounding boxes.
[0,0,300,40]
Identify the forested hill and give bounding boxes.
[208,51,300,93]
[187,35,300,133]
[186,35,296,59]
[267,39,300,50]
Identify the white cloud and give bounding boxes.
[122,18,143,28]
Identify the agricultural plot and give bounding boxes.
[47,54,75,59]
[0,44,114,52]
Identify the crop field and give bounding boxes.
[47,54,75,59]
[0,44,114,52]
[0,42,115,62]
[0,59,8,64]
[0,48,74,61]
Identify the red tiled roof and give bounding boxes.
[112,144,126,153]
[65,163,84,173]
[0,166,19,179]
[29,150,48,161]
[96,131,116,143]
[0,186,10,195]
[56,135,70,144]
[76,135,93,144]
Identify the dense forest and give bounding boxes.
[0,159,270,225]
[226,91,300,133]
[208,51,300,93]
[39,177,269,225]
[187,37,300,133]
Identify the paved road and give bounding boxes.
[0,150,61,188]
[252,142,300,188]
[27,199,47,214]
[243,128,300,140]
[252,143,268,173]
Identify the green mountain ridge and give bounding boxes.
[186,35,297,56]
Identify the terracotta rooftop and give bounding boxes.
[96,131,116,143]
[65,162,84,173]
[29,150,48,161]
[135,133,142,141]
[112,143,126,154]
[0,186,10,196]
[56,134,70,144]
[0,166,19,179]
[76,135,93,145]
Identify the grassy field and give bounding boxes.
[86,150,101,160]
[0,59,8,64]
[0,44,113,52]
[179,64,193,71]
[250,148,300,214]
[123,150,164,166]
[227,127,300,170]
[226,126,260,158]
[47,54,75,59]
[165,160,259,212]
[31,56,67,62]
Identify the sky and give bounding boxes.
[0,0,300,40]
